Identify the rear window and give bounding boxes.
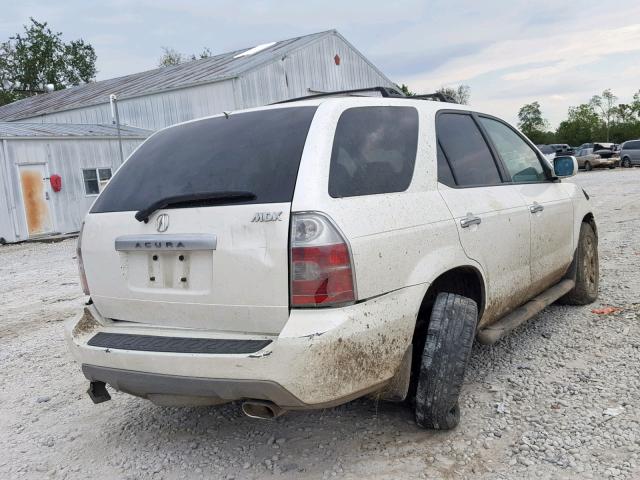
[328,106,419,198]
[91,107,317,213]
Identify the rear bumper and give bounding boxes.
[66,284,427,408]
[594,158,616,168]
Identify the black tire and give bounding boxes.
[560,223,599,305]
[622,157,631,168]
[584,161,592,171]
[415,293,478,430]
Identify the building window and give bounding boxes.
[83,168,112,195]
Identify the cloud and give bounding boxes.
[1,0,639,128]
[404,22,640,89]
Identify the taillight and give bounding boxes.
[290,212,355,307]
[77,222,90,295]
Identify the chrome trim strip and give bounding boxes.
[115,234,217,251]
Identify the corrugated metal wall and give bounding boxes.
[0,142,17,243]
[2,137,143,242]
[22,80,238,131]
[238,34,394,108]
[15,34,393,131]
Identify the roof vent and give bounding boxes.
[233,42,276,59]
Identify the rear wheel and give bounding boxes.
[560,223,599,305]
[414,293,477,430]
[584,161,592,171]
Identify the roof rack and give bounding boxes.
[273,87,458,104]
[411,92,457,103]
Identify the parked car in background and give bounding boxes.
[593,143,618,160]
[536,144,556,163]
[574,148,615,170]
[550,144,575,155]
[620,139,640,167]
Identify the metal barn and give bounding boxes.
[0,30,395,130]
[0,29,394,243]
[0,124,150,243]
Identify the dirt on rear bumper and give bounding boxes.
[65,284,427,407]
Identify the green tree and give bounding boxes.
[397,83,415,96]
[0,18,97,106]
[517,101,552,143]
[590,89,617,142]
[555,104,601,146]
[158,46,213,67]
[396,83,470,104]
[436,84,470,104]
[630,90,640,119]
[610,95,640,143]
[158,47,185,67]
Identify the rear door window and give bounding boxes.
[437,143,456,187]
[479,117,547,182]
[328,106,419,198]
[91,107,317,213]
[436,112,502,186]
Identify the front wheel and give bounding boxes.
[560,223,599,305]
[622,157,631,168]
[414,293,478,430]
[584,161,593,171]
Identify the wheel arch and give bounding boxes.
[407,265,485,398]
[411,265,484,343]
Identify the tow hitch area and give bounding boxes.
[87,381,111,404]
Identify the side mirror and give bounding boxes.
[554,156,577,178]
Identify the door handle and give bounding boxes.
[460,213,481,228]
[529,203,544,214]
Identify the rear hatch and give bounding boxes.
[82,106,317,334]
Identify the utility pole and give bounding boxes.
[110,94,125,167]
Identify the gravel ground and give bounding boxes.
[1,169,639,480]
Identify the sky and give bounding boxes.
[2,0,640,127]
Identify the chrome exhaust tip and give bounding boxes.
[241,400,286,419]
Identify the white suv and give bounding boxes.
[66,89,598,430]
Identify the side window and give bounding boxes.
[328,106,418,198]
[436,113,502,186]
[479,117,547,183]
[437,143,456,187]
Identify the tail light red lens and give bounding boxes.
[290,213,355,307]
[77,222,90,295]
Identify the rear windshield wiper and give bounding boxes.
[135,191,257,223]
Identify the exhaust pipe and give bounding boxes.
[241,400,286,419]
[87,381,111,404]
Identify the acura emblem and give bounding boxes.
[156,213,169,232]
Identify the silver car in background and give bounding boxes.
[620,140,640,167]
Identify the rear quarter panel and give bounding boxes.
[292,100,473,300]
